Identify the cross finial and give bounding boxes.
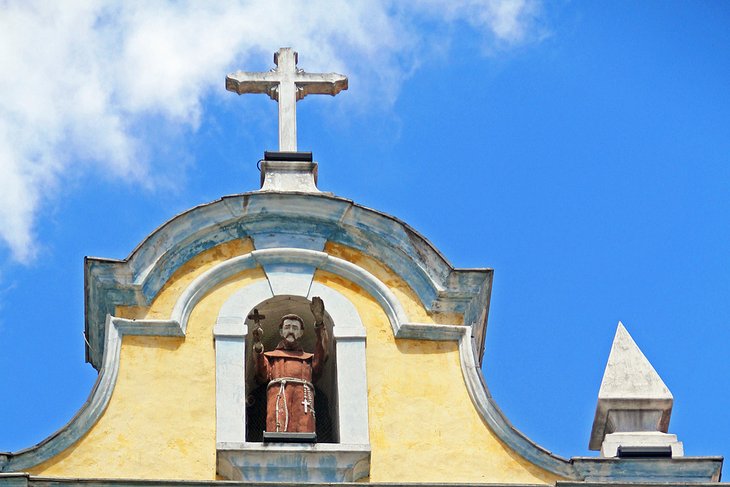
[226,48,348,151]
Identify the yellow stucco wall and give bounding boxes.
[315,269,559,484]
[28,239,260,479]
[28,239,560,484]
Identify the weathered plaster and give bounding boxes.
[323,242,461,325]
[84,193,493,370]
[10,240,565,483]
[313,270,562,485]
[4,202,719,484]
[23,243,265,480]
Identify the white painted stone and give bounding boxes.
[590,322,675,451]
[259,160,320,193]
[213,316,246,338]
[263,265,316,296]
[217,443,370,482]
[214,280,273,445]
[309,281,369,445]
[217,280,273,323]
[226,48,348,152]
[215,337,247,444]
[601,432,684,458]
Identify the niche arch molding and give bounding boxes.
[209,249,370,482]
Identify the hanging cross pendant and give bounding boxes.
[247,308,265,325]
[302,397,311,414]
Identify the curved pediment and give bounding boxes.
[85,192,493,370]
[6,203,721,484]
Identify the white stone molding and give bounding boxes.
[259,160,321,193]
[213,280,273,444]
[309,281,369,445]
[263,264,316,296]
[217,443,370,482]
[601,432,684,458]
[173,248,408,338]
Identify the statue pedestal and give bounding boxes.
[263,431,317,443]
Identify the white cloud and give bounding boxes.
[0,0,544,263]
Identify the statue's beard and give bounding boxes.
[284,333,297,343]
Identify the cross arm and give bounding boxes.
[295,72,348,99]
[226,71,280,98]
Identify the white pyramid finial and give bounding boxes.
[598,321,672,402]
[589,322,683,457]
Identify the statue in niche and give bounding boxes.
[250,297,329,441]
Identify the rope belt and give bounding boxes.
[268,377,315,432]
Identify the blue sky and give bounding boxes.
[0,0,728,476]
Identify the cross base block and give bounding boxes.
[259,152,319,193]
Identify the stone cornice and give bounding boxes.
[85,192,493,370]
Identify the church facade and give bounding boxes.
[0,49,723,487]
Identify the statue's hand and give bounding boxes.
[252,326,263,343]
[310,296,325,325]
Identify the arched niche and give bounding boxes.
[242,295,338,443]
[213,274,370,482]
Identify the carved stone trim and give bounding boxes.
[217,443,370,482]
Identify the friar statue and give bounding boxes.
[251,297,329,438]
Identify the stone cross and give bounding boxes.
[226,48,348,151]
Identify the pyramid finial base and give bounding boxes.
[601,432,684,458]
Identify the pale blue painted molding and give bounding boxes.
[0,317,182,473]
[571,457,723,483]
[0,473,27,487]
[84,192,494,370]
[217,443,371,482]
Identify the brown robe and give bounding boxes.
[253,327,327,434]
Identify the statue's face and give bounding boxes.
[280,318,303,342]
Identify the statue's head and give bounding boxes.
[279,314,304,343]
